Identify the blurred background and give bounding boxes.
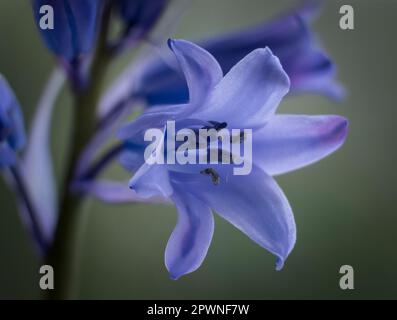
[0,0,396,299]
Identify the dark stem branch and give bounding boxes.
[81,142,126,181]
[45,1,114,300]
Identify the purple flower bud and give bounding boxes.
[32,0,101,61]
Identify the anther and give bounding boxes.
[202,121,228,131]
[200,168,220,185]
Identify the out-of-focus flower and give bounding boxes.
[0,74,50,255]
[137,13,343,106]
[115,0,170,43]
[118,39,348,279]
[0,75,26,168]
[31,0,101,61]
[99,1,344,120]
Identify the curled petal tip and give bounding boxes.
[275,257,285,271]
[268,47,291,89]
[167,38,175,49]
[166,260,186,281]
[168,271,181,281]
[252,47,291,91]
[128,177,136,191]
[167,38,186,53]
[329,116,349,147]
[166,263,192,281]
[259,46,274,56]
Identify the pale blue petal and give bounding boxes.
[166,187,214,280]
[118,39,224,140]
[118,103,184,140]
[129,163,173,199]
[23,69,64,242]
[168,39,222,106]
[76,180,169,204]
[192,48,290,129]
[254,115,349,176]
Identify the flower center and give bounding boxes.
[197,121,243,185]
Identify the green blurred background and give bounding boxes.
[1,0,396,299]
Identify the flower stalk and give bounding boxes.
[45,1,113,299]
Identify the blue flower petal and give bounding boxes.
[119,39,223,140]
[168,39,223,106]
[129,162,173,199]
[22,69,64,242]
[129,131,173,199]
[254,115,349,176]
[191,47,290,129]
[288,50,345,100]
[75,180,169,204]
[202,6,344,101]
[166,187,214,280]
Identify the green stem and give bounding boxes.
[45,2,113,299]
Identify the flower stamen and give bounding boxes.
[202,121,227,131]
[200,168,220,185]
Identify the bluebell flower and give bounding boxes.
[0,75,26,167]
[31,0,101,61]
[117,39,348,279]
